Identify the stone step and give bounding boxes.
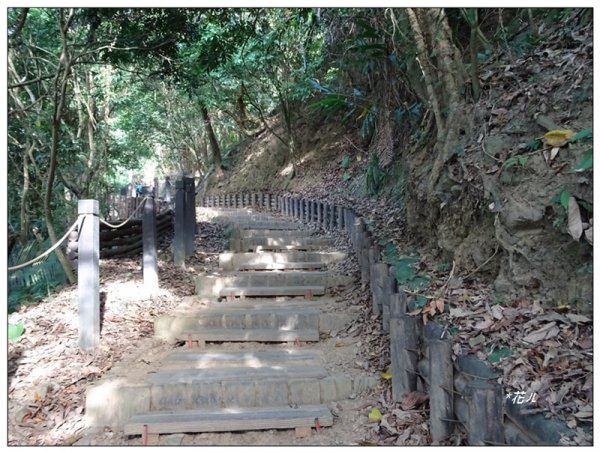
[123,405,333,436]
[236,262,325,271]
[155,305,353,343]
[219,251,346,271]
[218,286,325,299]
[86,372,375,427]
[232,222,301,230]
[232,237,331,252]
[178,328,320,345]
[163,349,323,369]
[156,307,319,338]
[148,364,328,385]
[195,272,329,298]
[233,229,314,239]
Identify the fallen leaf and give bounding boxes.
[368,407,383,421]
[574,406,593,420]
[401,391,429,410]
[565,313,591,323]
[474,316,494,330]
[544,129,574,147]
[449,307,474,318]
[491,305,504,320]
[550,147,560,161]
[584,225,593,245]
[435,298,444,313]
[522,322,560,344]
[567,196,583,240]
[381,371,393,380]
[469,334,486,347]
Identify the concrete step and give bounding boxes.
[235,262,325,271]
[233,229,314,239]
[232,222,301,230]
[178,328,320,345]
[163,349,323,369]
[219,251,346,271]
[195,271,329,298]
[232,237,332,252]
[123,405,333,437]
[86,371,375,428]
[148,364,328,385]
[155,305,354,343]
[155,306,320,342]
[218,286,325,299]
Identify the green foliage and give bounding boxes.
[382,242,430,290]
[360,105,378,140]
[503,155,529,169]
[413,295,428,310]
[8,240,67,312]
[365,153,385,196]
[341,153,350,169]
[574,148,593,172]
[393,103,422,127]
[8,322,25,341]
[568,128,592,143]
[436,262,452,272]
[560,190,571,210]
[488,347,512,363]
[523,138,542,151]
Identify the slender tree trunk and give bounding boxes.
[469,9,480,101]
[200,103,223,176]
[20,143,32,242]
[237,83,249,129]
[45,9,75,284]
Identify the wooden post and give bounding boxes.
[183,177,195,257]
[142,195,159,295]
[466,381,504,445]
[372,263,387,316]
[429,338,454,444]
[329,204,335,230]
[78,199,100,351]
[389,313,418,400]
[316,202,322,226]
[382,266,397,332]
[337,205,344,230]
[174,180,186,267]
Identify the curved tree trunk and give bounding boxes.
[406,8,467,194]
[200,103,223,176]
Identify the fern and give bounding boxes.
[8,239,67,312]
[365,153,385,196]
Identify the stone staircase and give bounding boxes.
[85,207,372,444]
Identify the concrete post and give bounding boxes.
[183,177,195,257]
[174,180,186,267]
[143,195,159,295]
[78,199,100,351]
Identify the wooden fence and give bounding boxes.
[99,209,174,259]
[199,192,575,446]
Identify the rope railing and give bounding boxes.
[7,219,80,272]
[8,196,157,272]
[99,196,149,229]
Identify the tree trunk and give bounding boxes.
[45,9,76,285]
[20,143,32,242]
[237,83,249,129]
[406,8,466,193]
[200,103,223,176]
